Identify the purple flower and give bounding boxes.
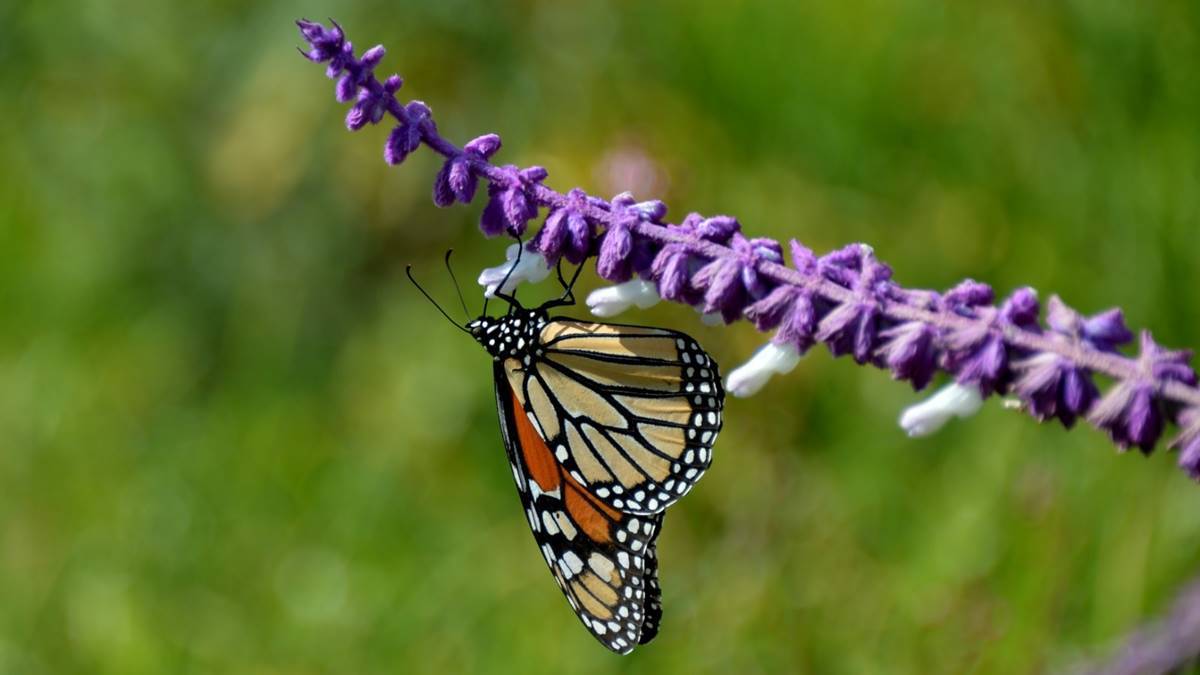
[814,245,892,364]
[531,188,596,265]
[649,213,703,304]
[696,215,740,242]
[297,19,355,80]
[817,243,873,288]
[744,240,820,352]
[1013,352,1098,428]
[338,45,387,103]
[649,214,740,305]
[1089,332,1197,453]
[1171,408,1200,480]
[942,284,1040,396]
[1012,296,1127,427]
[942,280,995,309]
[877,321,938,390]
[479,164,548,237]
[1045,295,1133,352]
[346,74,401,131]
[302,18,1200,478]
[433,133,502,206]
[384,101,432,165]
[746,286,818,353]
[691,231,783,324]
[595,193,664,282]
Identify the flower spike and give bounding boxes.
[300,19,1200,479]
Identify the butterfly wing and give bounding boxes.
[495,363,664,654]
[507,319,724,515]
[638,542,663,645]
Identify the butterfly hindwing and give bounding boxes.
[507,319,724,516]
[495,364,663,654]
[638,541,663,645]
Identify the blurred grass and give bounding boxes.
[2,1,1199,673]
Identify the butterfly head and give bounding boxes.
[467,309,550,360]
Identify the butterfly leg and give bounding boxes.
[487,238,524,313]
[544,260,585,309]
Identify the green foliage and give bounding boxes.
[2,1,1198,672]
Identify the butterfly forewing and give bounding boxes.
[509,319,724,516]
[495,365,664,654]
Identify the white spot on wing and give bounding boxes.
[553,511,577,540]
[588,553,616,580]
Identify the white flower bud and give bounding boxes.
[586,280,661,317]
[725,342,802,398]
[477,243,551,298]
[898,383,984,437]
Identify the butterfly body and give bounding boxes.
[469,308,549,362]
[469,303,724,653]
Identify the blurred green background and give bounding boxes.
[2,1,1199,673]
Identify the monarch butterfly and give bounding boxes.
[410,251,724,654]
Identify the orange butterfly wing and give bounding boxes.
[496,367,663,654]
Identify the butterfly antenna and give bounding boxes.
[406,265,471,335]
[443,249,471,319]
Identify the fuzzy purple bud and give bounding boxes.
[595,194,659,282]
[790,240,818,275]
[878,321,938,390]
[743,242,821,352]
[692,257,743,323]
[1089,332,1196,453]
[532,188,594,265]
[384,101,430,165]
[433,133,502,207]
[745,285,817,352]
[649,222,699,304]
[333,44,391,104]
[1013,296,1123,427]
[821,243,868,272]
[345,74,401,131]
[360,45,385,69]
[1013,352,1099,427]
[1046,295,1128,353]
[814,247,891,364]
[690,234,742,322]
[610,192,668,223]
[335,73,357,103]
[597,219,636,282]
[740,238,783,298]
[297,19,349,68]
[649,214,742,306]
[1171,409,1200,480]
[479,164,546,237]
[690,230,782,324]
[696,215,740,243]
[943,286,1040,396]
[943,280,995,312]
[1046,296,1134,353]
